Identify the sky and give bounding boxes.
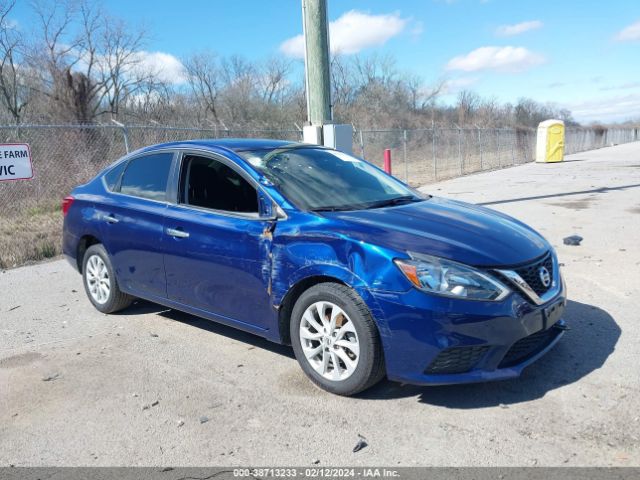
[10,0,640,123]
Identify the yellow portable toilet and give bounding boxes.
[536,119,565,163]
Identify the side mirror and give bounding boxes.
[258,191,285,220]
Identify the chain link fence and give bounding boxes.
[354,127,539,185]
[355,127,639,185]
[0,123,638,268]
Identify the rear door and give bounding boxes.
[99,151,176,299]
[163,152,274,330]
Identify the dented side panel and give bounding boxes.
[269,211,411,303]
[266,211,413,343]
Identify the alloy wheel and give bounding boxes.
[85,254,111,304]
[299,301,360,381]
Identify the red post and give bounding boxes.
[383,148,392,174]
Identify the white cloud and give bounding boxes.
[134,51,187,85]
[615,20,640,41]
[567,93,640,123]
[495,20,543,37]
[445,46,545,73]
[280,10,409,58]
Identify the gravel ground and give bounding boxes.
[1,142,639,467]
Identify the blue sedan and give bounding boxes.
[62,139,567,395]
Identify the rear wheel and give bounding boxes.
[290,283,385,396]
[82,244,133,314]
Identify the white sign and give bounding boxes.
[0,144,33,181]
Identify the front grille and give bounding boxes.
[425,346,490,374]
[513,253,554,296]
[499,326,560,368]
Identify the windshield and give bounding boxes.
[239,147,424,211]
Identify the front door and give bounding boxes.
[163,153,274,330]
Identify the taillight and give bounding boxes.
[62,196,74,216]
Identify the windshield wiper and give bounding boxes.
[360,195,422,210]
[310,205,362,212]
[310,195,423,212]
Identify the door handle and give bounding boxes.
[166,227,189,239]
[104,214,119,224]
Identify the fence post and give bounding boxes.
[510,129,515,165]
[384,149,392,174]
[403,129,408,183]
[496,129,500,166]
[359,129,365,159]
[432,125,437,180]
[121,126,130,154]
[458,127,463,176]
[477,127,483,170]
[111,119,130,154]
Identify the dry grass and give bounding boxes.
[0,203,62,269]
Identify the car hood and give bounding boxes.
[321,196,549,267]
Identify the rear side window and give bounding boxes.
[104,161,127,191]
[180,155,258,214]
[120,153,173,201]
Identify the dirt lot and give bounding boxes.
[1,142,639,466]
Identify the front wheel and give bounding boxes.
[290,283,385,396]
[82,244,133,314]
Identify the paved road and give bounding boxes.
[1,142,639,466]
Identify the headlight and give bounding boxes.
[394,253,510,301]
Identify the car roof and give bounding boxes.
[136,138,316,155]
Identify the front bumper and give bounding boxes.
[370,279,567,386]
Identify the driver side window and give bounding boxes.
[180,155,259,214]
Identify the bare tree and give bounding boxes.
[0,0,29,123]
[353,53,397,88]
[124,76,173,123]
[220,54,257,125]
[476,97,501,127]
[330,54,355,108]
[32,0,78,70]
[456,90,480,126]
[183,51,222,124]
[29,0,150,123]
[558,108,578,127]
[514,97,555,127]
[29,0,98,122]
[403,73,444,111]
[259,56,291,104]
[29,0,79,121]
[99,16,147,119]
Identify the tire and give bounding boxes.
[82,244,133,314]
[290,282,385,396]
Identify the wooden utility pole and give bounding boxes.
[302,0,332,126]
